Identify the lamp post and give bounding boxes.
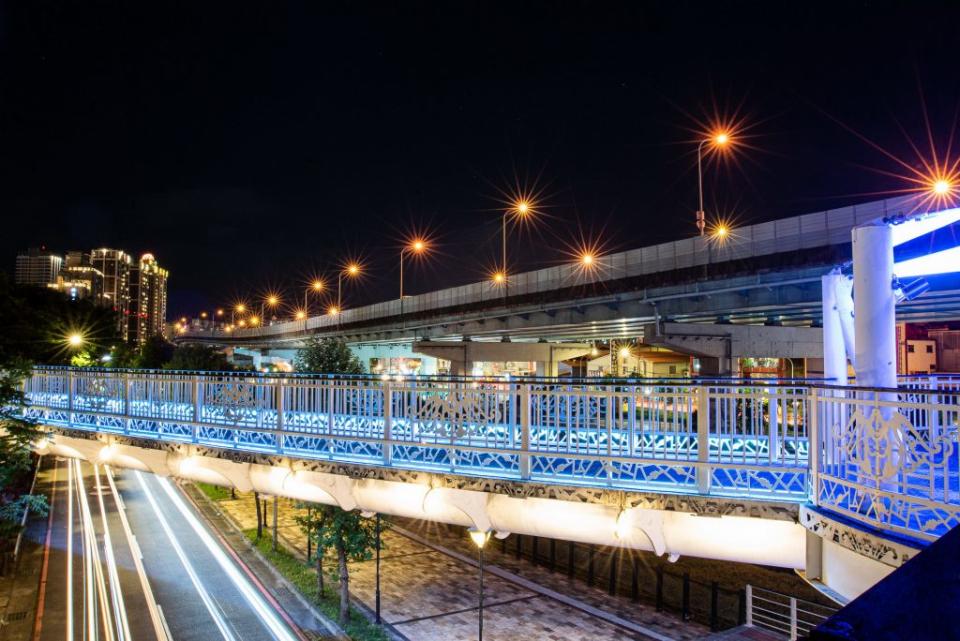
[337,263,361,330]
[469,528,492,641]
[400,239,427,318]
[696,132,730,236]
[304,280,325,316]
[260,294,280,326]
[502,200,531,299]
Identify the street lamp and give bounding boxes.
[304,279,326,316]
[469,528,492,641]
[502,199,533,297]
[696,131,731,235]
[67,333,85,348]
[400,238,428,317]
[260,294,280,325]
[337,263,362,329]
[232,303,246,325]
[249,315,260,327]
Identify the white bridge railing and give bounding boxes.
[22,367,960,541]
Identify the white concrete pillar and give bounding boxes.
[852,224,896,390]
[821,272,848,385]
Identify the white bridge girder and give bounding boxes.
[37,433,807,569]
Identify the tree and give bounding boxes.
[134,335,174,369]
[309,504,379,624]
[0,359,48,571]
[295,504,331,599]
[164,344,233,371]
[295,337,363,374]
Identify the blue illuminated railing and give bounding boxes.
[22,367,960,540]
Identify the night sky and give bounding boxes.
[2,2,960,317]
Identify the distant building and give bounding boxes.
[47,265,105,302]
[90,248,132,340]
[15,247,63,286]
[127,253,169,344]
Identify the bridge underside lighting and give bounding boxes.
[894,245,960,278]
[890,207,960,247]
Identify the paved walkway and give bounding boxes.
[217,492,711,641]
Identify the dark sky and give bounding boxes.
[2,1,960,317]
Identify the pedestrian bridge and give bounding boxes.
[24,367,960,602]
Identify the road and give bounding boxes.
[34,458,305,641]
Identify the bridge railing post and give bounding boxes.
[327,379,335,435]
[809,386,820,504]
[519,383,531,480]
[696,384,711,494]
[276,379,285,454]
[67,368,75,424]
[192,377,201,444]
[383,380,392,465]
[123,373,132,434]
[745,584,753,626]
[768,387,780,464]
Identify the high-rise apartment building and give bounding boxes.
[15,247,63,286]
[90,248,132,340]
[127,253,169,344]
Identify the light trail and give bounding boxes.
[104,466,171,641]
[135,470,239,641]
[66,457,73,641]
[74,459,115,641]
[155,476,300,641]
[92,465,132,641]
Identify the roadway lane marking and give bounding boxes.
[155,477,300,641]
[92,465,132,641]
[104,466,170,641]
[135,471,239,641]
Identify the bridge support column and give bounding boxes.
[852,224,896,389]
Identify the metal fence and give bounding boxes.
[745,585,837,639]
[22,366,960,540]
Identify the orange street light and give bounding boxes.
[502,199,535,297]
[328,305,339,316]
[696,131,733,236]
[295,310,307,320]
[400,238,430,316]
[249,315,260,327]
[580,252,595,267]
[304,278,327,315]
[933,178,954,196]
[492,271,506,285]
[337,262,363,311]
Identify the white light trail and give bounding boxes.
[155,475,300,641]
[104,466,170,641]
[135,470,239,641]
[93,465,132,641]
[74,459,115,641]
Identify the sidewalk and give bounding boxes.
[215,492,711,641]
[0,464,51,641]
